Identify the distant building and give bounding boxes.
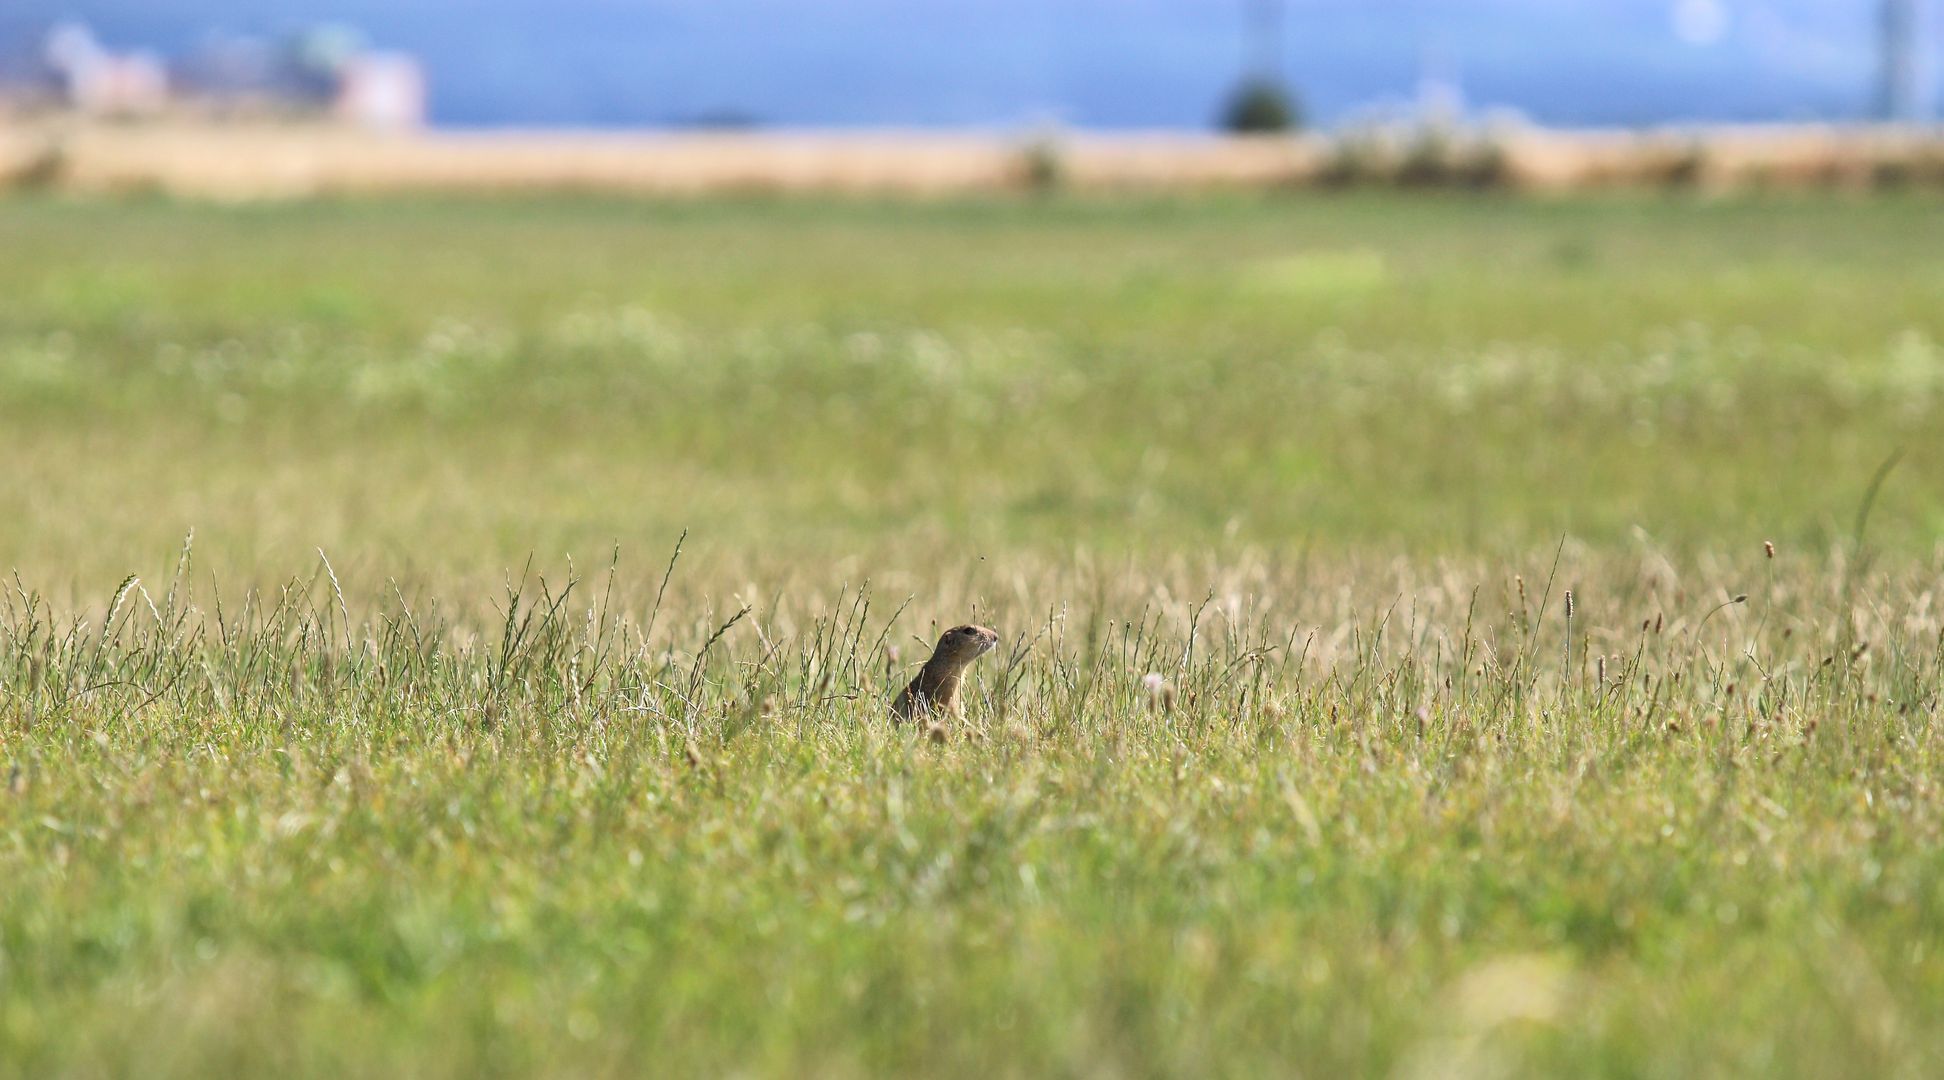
[3,20,427,130]
[43,22,169,118]
[335,53,428,131]
[174,32,285,108]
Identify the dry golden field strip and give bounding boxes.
[3,122,1944,199]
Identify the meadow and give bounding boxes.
[1,193,1942,1077]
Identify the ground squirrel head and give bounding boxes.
[929,624,1000,669]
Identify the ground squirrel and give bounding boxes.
[891,624,1000,723]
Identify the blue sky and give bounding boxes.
[1,1,1932,128]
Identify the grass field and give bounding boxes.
[2,194,1943,1077]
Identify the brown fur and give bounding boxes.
[891,624,999,722]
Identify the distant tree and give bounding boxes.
[1223,0,1301,134]
[1222,77,1302,134]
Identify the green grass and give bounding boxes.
[1,194,1943,1077]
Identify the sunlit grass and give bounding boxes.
[1,194,1942,1077]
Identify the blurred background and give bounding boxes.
[0,1,1936,133]
[1,0,1941,592]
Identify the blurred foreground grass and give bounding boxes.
[1,194,1942,1077]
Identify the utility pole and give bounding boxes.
[1248,0,1285,82]
[1879,0,1920,122]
